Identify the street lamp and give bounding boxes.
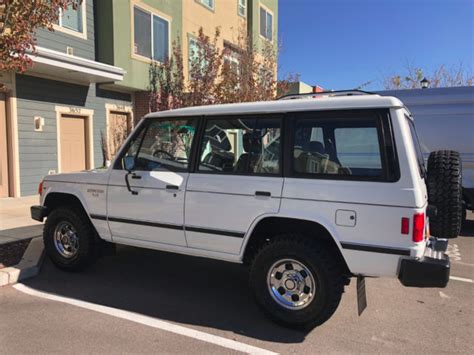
[420,77,430,89]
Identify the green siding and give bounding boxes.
[248,0,278,53]
[16,75,132,196]
[96,0,183,91]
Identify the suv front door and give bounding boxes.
[107,117,198,247]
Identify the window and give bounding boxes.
[133,6,169,62]
[223,44,241,75]
[199,118,281,175]
[56,1,85,34]
[119,119,197,172]
[238,0,246,17]
[188,36,213,78]
[406,116,426,178]
[260,7,273,41]
[292,114,387,179]
[198,0,214,10]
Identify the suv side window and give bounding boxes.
[292,112,390,180]
[198,117,281,175]
[118,118,197,172]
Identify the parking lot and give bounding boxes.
[1,215,473,354]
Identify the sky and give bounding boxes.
[277,0,474,90]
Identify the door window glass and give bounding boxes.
[199,118,281,175]
[120,119,197,172]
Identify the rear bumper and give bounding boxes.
[31,205,47,222]
[398,238,450,288]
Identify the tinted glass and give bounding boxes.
[153,15,169,62]
[121,119,197,172]
[259,8,266,38]
[293,116,383,178]
[199,118,281,175]
[134,7,151,58]
[61,3,83,32]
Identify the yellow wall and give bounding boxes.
[182,0,247,81]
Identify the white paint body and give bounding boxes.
[40,95,429,278]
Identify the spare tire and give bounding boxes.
[427,150,462,238]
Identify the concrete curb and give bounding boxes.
[0,237,44,287]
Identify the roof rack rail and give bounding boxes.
[278,89,376,101]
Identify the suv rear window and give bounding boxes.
[291,111,397,181]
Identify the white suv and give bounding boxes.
[31,91,461,328]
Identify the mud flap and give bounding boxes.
[357,275,367,316]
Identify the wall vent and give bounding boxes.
[66,46,74,56]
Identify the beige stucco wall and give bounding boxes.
[182,0,247,81]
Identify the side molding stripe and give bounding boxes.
[340,242,411,256]
[185,226,244,238]
[90,214,245,238]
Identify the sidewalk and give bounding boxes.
[0,196,43,245]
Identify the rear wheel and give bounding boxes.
[249,235,346,329]
[43,206,98,271]
[427,150,463,238]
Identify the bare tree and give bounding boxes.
[148,26,296,112]
[383,63,473,89]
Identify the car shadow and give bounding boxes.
[24,245,308,343]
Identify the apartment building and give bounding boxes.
[96,0,278,118]
[0,0,278,198]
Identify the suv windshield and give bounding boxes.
[406,115,426,179]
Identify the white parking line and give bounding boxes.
[450,276,474,283]
[13,284,277,355]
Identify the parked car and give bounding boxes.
[32,91,461,328]
[380,86,474,224]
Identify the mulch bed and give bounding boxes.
[0,239,31,269]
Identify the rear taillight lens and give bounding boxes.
[412,213,425,242]
[38,180,44,195]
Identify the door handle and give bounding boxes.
[131,173,142,179]
[125,172,138,195]
[166,185,179,190]
[255,191,271,197]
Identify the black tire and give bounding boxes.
[249,235,346,329]
[427,150,463,238]
[43,206,98,271]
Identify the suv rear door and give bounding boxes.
[184,115,283,254]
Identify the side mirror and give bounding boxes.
[124,156,135,172]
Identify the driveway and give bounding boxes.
[1,215,473,354]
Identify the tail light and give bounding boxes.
[412,213,425,242]
[38,180,44,195]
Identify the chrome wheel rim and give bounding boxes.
[267,258,316,310]
[53,221,79,258]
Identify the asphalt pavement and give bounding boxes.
[1,215,473,354]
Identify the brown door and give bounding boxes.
[60,114,87,173]
[108,111,131,160]
[0,93,9,197]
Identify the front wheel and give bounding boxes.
[249,235,346,329]
[43,206,98,271]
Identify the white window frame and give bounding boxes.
[131,3,171,64]
[196,0,215,11]
[259,5,274,43]
[53,0,87,40]
[238,0,246,18]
